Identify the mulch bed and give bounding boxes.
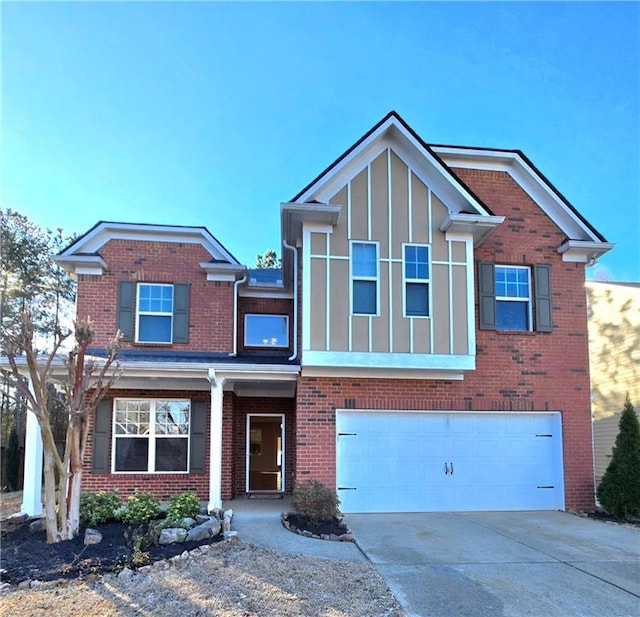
[0,519,222,586]
[283,513,349,537]
[583,511,640,527]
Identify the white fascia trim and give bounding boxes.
[301,226,312,353]
[433,146,604,243]
[297,123,490,218]
[302,365,466,381]
[60,222,240,265]
[238,288,293,299]
[302,350,475,372]
[52,254,107,276]
[557,240,616,264]
[440,214,505,247]
[199,262,246,281]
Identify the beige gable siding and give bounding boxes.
[587,281,640,485]
[306,147,471,359]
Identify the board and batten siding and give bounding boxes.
[307,149,470,357]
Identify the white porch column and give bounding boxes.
[21,405,43,516]
[207,369,226,512]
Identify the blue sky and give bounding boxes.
[2,2,638,281]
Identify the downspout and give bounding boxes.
[231,271,248,357]
[283,240,298,362]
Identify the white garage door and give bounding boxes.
[336,411,564,513]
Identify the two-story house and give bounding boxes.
[38,111,612,515]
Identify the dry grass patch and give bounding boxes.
[1,541,404,617]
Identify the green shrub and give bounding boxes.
[119,490,161,524]
[597,396,640,519]
[80,491,121,527]
[291,480,340,525]
[167,492,202,522]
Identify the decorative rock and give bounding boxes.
[329,534,339,541]
[181,550,190,560]
[84,573,101,583]
[118,567,134,580]
[29,518,46,533]
[195,514,210,524]
[181,517,196,528]
[223,530,239,540]
[84,529,103,545]
[138,566,152,575]
[30,580,42,588]
[159,527,188,545]
[186,518,221,542]
[18,580,31,590]
[0,582,12,593]
[7,512,28,525]
[199,544,210,553]
[338,533,355,542]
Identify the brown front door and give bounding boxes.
[247,415,284,492]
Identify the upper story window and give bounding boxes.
[404,245,430,317]
[245,314,289,348]
[137,283,174,343]
[494,266,531,331]
[118,281,190,345]
[351,242,378,315]
[479,262,552,333]
[113,399,190,473]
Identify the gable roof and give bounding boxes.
[55,221,242,276]
[291,111,610,250]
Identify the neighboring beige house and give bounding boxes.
[587,281,640,486]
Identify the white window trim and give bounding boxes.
[495,265,533,332]
[402,243,431,319]
[112,398,191,474]
[350,240,380,316]
[136,283,174,344]
[244,314,289,348]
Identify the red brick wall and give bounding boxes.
[296,169,596,511]
[237,297,294,354]
[76,239,235,352]
[83,389,295,502]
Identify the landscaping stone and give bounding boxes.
[117,568,134,580]
[181,517,196,528]
[7,512,28,525]
[29,518,46,533]
[186,518,221,542]
[84,529,103,545]
[159,527,188,545]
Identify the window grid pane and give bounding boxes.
[114,400,190,473]
[404,245,430,281]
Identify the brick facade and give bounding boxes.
[77,239,235,352]
[294,169,596,511]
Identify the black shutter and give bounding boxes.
[534,264,553,332]
[92,399,112,473]
[173,283,190,343]
[478,262,496,330]
[190,400,207,474]
[117,281,135,341]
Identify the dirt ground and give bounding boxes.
[0,492,405,616]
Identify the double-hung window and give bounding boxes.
[495,266,531,331]
[137,283,173,343]
[404,245,430,317]
[351,242,378,315]
[244,314,289,347]
[113,399,190,473]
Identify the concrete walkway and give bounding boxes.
[346,510,640,617]
[223,496,365,561]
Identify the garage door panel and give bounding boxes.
[336,411,564,513]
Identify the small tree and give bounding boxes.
[255,249,282,269]
[2,315,121,542]
[596,396,640,519]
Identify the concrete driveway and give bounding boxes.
[346,511,639,617]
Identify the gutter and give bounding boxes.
[231,271,248,356]
[283,239,298,362]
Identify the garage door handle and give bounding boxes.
[450,462,454,476]
[444,462,449,475]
